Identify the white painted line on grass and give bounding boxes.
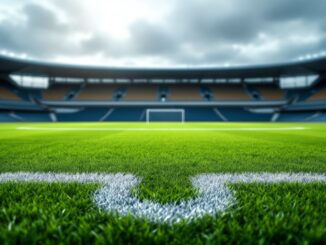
[1,172,325,223]
[16,126,308,131]
[0,172,132,184]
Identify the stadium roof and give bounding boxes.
[0,55,325,79]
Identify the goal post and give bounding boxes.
[146,109,185,123]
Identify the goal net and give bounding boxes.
[146,109,185,123]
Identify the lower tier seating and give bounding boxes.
[277,112,316,122]
[0,112,17,122]
[15,112,52,122]
[218,108,273,121]
[56,108,109,121]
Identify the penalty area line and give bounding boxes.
[16,126,308,131]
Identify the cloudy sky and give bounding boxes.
[0,0,325,67]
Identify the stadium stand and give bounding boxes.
[307,87,326,101]
[15,112,52,122]
[56,108,109,121]
[168,85,203,101]
[218,108,273,121]
[185,108,222,121]
[0,112,17,122]
[253,84,285,100]
[123,85,158,101]
[76,84,117,100]
[209,85,251,100]
[0,55,325,122]
[43,84,75,100]
[277,112,316,122]
[103,108,146,121]
[308,112,326,121]
[0,86,21,101]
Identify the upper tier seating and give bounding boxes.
[0,87,21,101]
[123,85,158,101]
[168,85,203,101]
[76,84,117,100]
[43,84,74,100]
[254,84,285,100]
[307,87,326,101]
[210,85,251,100]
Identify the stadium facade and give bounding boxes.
[0,55,325,122]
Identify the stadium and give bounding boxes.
[1,55,326,244]
[0,55,326,122]
[1,0,326,244]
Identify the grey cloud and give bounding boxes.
[82,34,113,54]
[262,0,326,22]
[0,0,325,66]
[169,1,261,44]
[0,3,85,57]
[128,21,177,56]
[24,4,63,31]
[163,0,326,64]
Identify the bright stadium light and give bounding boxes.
[280,75,319,88]
[10,74,49,88]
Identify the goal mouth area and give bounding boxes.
[146,109,185,123]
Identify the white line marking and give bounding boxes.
[1,172,325,223]
[16,126,308,131]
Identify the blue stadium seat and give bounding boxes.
[219,108,272,122]
[277,112,314,122]
[56,108,108,122]
[0,112,18,122]
[105,108,145,122]
[185,108,223,121]
[15,112,51,122]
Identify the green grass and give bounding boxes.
[1,183,325,244]
[0,122,326,243]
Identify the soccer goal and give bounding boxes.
[146,109,185,123]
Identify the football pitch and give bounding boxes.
[0,122,326,244]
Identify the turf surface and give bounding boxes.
[0,122,325,243]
